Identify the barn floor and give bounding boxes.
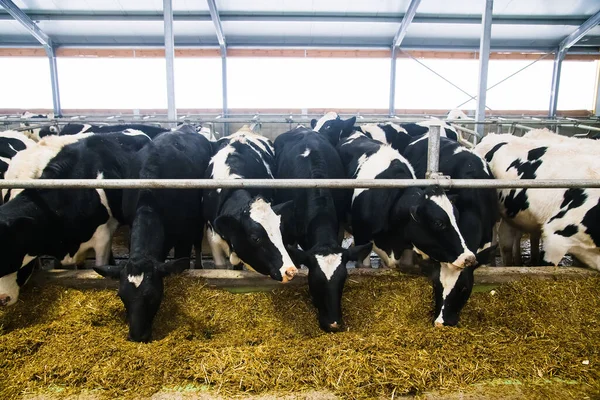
[1,273,598,399]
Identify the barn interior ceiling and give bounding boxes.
[0,0,599,51]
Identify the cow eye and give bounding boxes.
[251,235,262,245]
[433,220,446,230]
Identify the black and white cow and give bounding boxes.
[274,126,372,332]
[0,132,150,307]
[475,133,600,270]
[310,112,357,146]
[20,112,54,141]
[403,136,499,326]
[204,126,298,282]
[38,123,169,140]
[333,127,476,273]
[0,130,36,182]
[94,126,212,342]
[354,122,412,153]
[400,118,459,141]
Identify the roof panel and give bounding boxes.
[217,0,406,14]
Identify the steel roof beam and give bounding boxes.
[558,9,600,53]
[206,0,228,122]
[207,0,226,52]
[0,11,592,26]
[393,0,422,48]
[0,0,53,50]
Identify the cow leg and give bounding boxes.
[399,249,415,267]
[94,220,119,267]
[206,226,227,269]
[529,231,541,265]
[512,233,523,266]
[498,220,520,266]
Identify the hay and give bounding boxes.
[1,275,599,399]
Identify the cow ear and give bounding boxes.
[157,257,190,277]
[343,116,356,132]
[345,242,373,262]
[286,245,310,267]
[474,244,498,267]
[272,200,294,224]
[310,119,318,129]
[214,215,244,242]
[93,264,124,279]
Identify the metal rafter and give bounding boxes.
[393,0,422,48]
[549,9,600,117]
[0,0,61,115]
[0,11,591,26]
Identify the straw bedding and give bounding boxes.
[0,274,599,399]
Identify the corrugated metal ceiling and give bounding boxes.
[0,0,598,50]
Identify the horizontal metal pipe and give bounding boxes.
[6,117,600,126]
[1,178,600,189]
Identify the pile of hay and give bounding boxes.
[1,275,599,399]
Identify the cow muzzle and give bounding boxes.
[0,294,12,306]
[452,250,477,269]
[281,266,298,283]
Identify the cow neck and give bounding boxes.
[0,191,50,255]
[129,205,166,261]
[219,189,254,217]
[304,190,339,250]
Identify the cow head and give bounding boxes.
[431,244,497,327]
[398,186,476,269]
[311,112,356,146]
[0,215,37,306]
[214,197,298,282]
[287,243,372,332]
[38,124,61,139]
[20,112,54,141]
[94,257,190,342]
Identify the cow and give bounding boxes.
[332,127,477,271]
[0,130,36,183]
[310,112,357,146]
[274,126,372,332]
[475,133,600,270]
[403,136,499,326]
[400,118,459,141]
[0,132,151,307]
[203,125,298,283]
[20,112,54,141]
[354,122,412,153]
[38,123,169,140]
[93,126,212,342]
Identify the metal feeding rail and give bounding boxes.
[0,125,598,190]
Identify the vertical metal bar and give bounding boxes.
[46,47,61,116]
[594,60,600,117]
[221,51,229,136]
[389,46,397,117]
[549,50,564,118]
[163,0,176,122]
[475,0,493,137]
[426,124,441,178]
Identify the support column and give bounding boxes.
[46,46,61,116]
[221,50,229,135]
[594,60,600,117]
[475,0,493,136]
[548,50,565,118]
[163,0,176,122]
[389,46,397,117]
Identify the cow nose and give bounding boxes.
[0,295,11,306]
[453,250,477,268]
[434,321,444,328]
[281,266,298,283]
